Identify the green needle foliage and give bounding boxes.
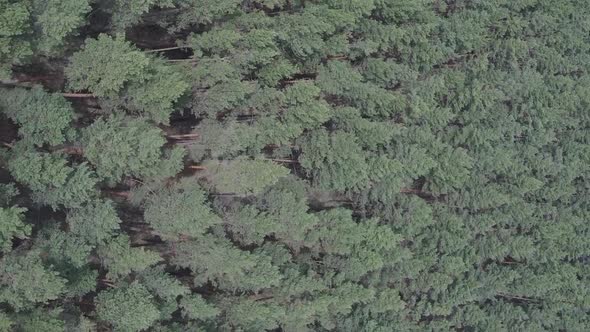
[203,158,290,194]
[66,34,188,124]
[95,282,160,332]
[82,114,184,183]
[66,34,150,98]
[298,129,370,191]
[0,87,75,147]
[15,308,64,332]
[7,148,97,209]
[172,235,282,291]
[0,0,89,78]
[179,294,220,321]
[108,0,175,31]
[66,199,122,245]
[32,0,91,54]
[97,234,161,280]
[0,206,29,253]
[142,178,221,240]
[0,0,32,79]
[0,250,66,311]
[2,0,590,330]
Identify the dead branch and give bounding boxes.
[144,46,188,53]
[166,58,198,63]
[62,92,96,98]
[495,292,540,303]
[168,133,199,139]
[55,146,84,155]
[105,190,130,199]
[271,158,299,164]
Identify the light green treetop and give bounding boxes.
[203,158,290,194]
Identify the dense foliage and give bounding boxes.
[1,0,589,330]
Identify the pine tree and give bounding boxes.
[1,0,590,330]
[203,158,290,194]
[0,0,32,79]
[66,34,151,97]
[138,266,190,302]
[108,0,174,30]
[0,87,75,147]
[179,294,220,321]
[66,199,121,245]
[35,225,92,268]
[298,129,370,192]
[15,308,64,332]
[7,148,97,209]
[171,235,282,291]
[282,81,332,130]
[81,115,185,183]
[66,34,188,123]
[97,234,161,280]
[0,205,29,253]
[95,282,161,332]
[0,250,66,311]
[220,297,284,331]
[142,178,221,240]
[175,0,242,28]
[0,311,11,331]
[122,58,189,125]
[187,119,248,161]
[0,0,89,77]
[32,0,91,54]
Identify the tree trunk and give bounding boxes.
[168,133,199,139]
